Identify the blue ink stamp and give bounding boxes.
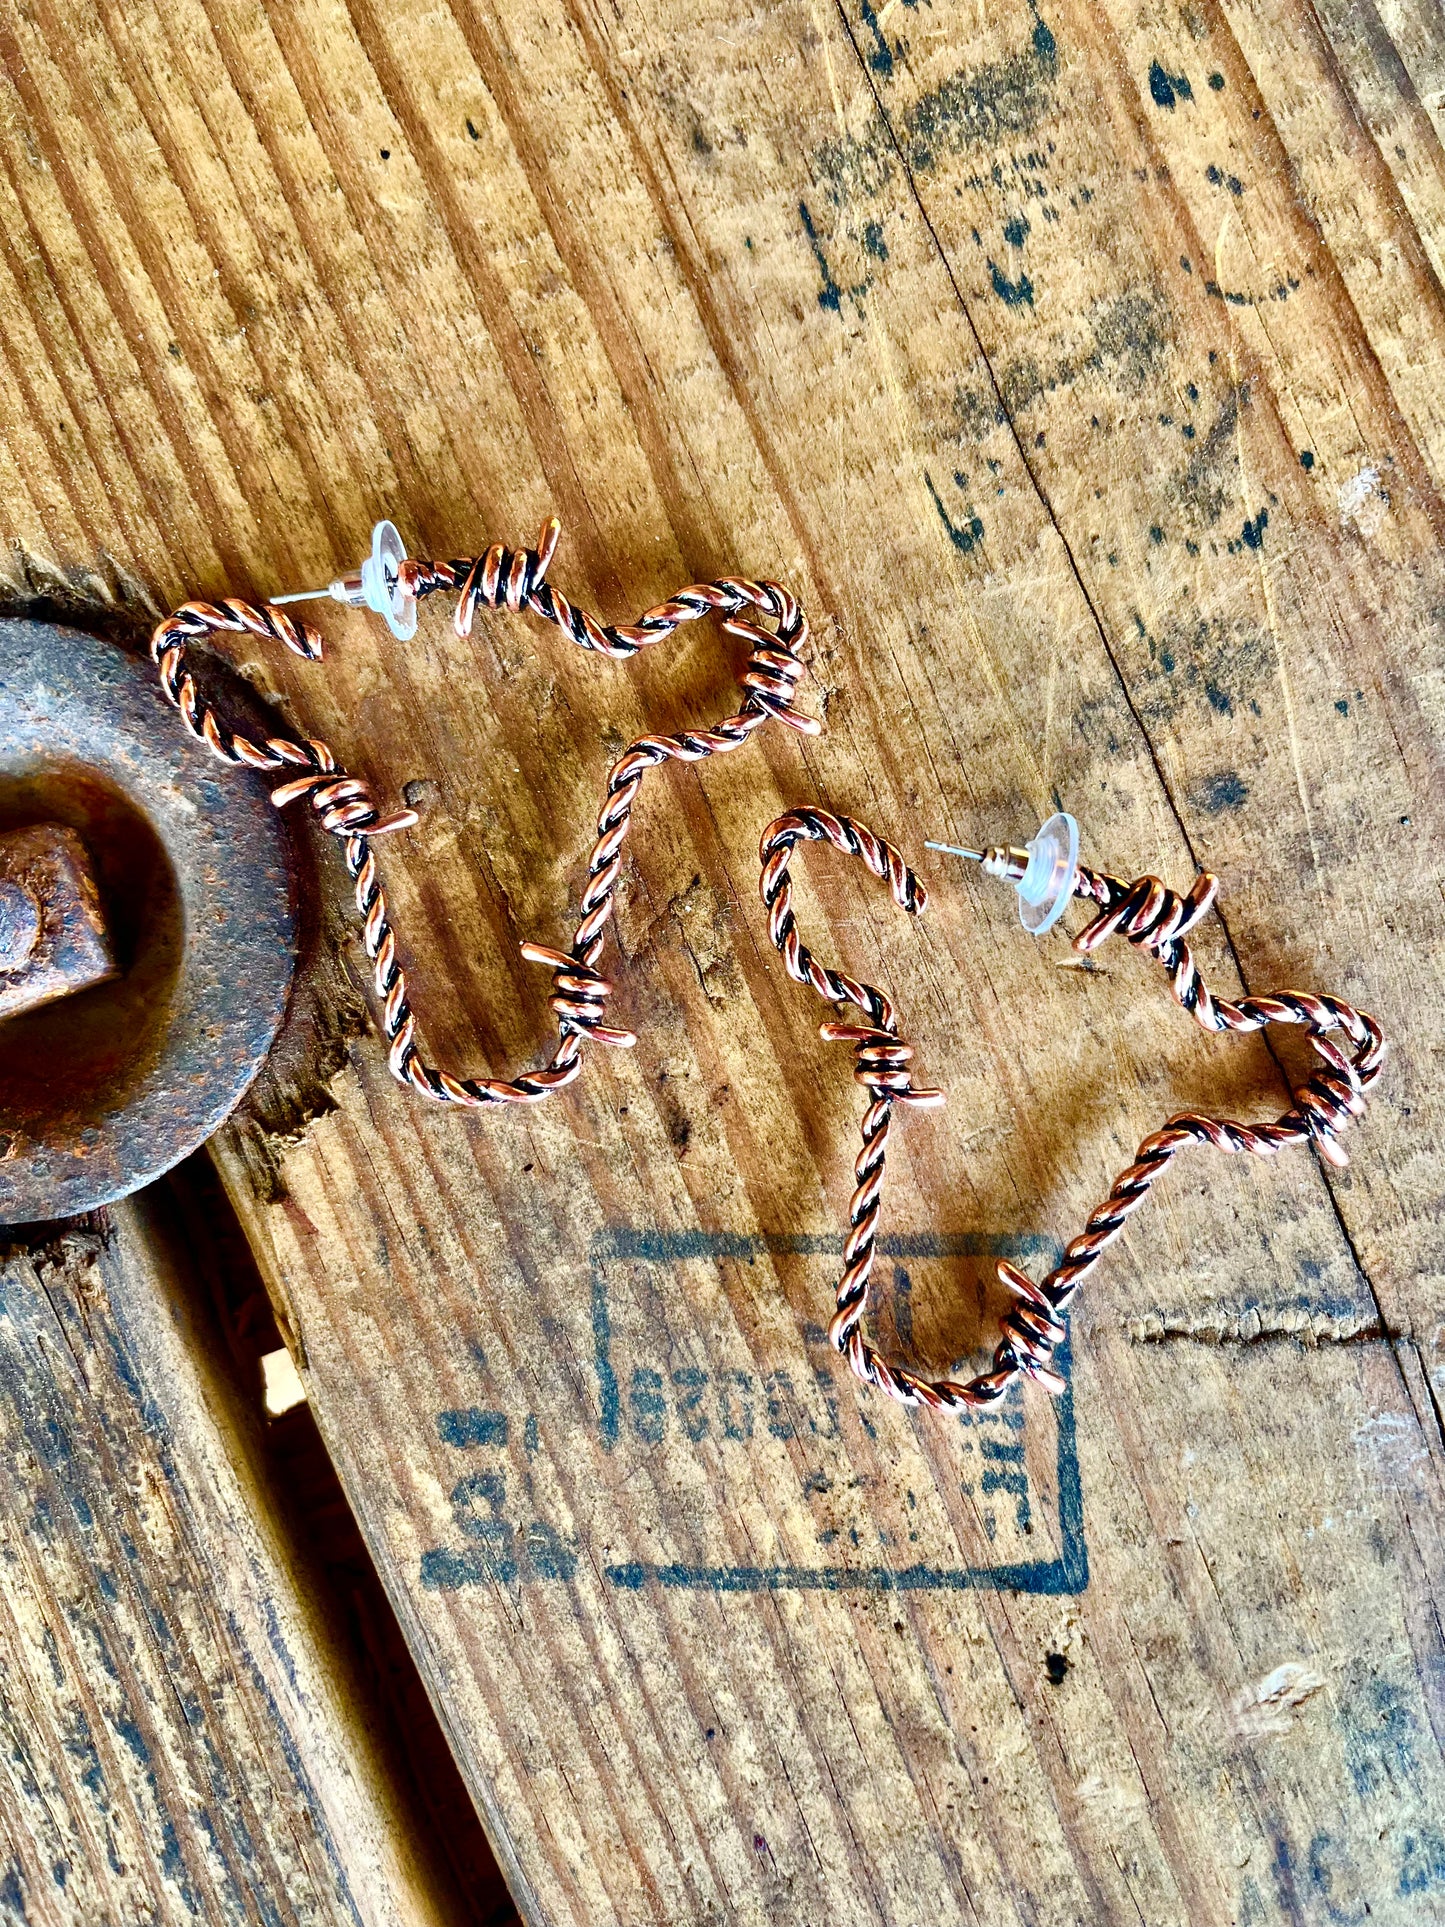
[420,1229,1088,1598]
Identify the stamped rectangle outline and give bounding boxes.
[592,1229,1088,1596]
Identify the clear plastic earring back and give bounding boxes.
[1014,811,1079,934]
[269,518,417,642]
[358,520,417,641]
[926,809,1081,937]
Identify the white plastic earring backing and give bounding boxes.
[926,809,1081,937]
[269,519,418,642]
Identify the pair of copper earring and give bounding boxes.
[151,519,1387,1415]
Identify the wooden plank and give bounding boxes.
[157,1155,523,1927]
[0,1193,464,1926]
[0,0,1442,1922]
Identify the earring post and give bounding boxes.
[924,840,986,863]
[268,588,331,606]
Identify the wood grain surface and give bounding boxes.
[0,1194,464,1926]
[2,0,1444,1922]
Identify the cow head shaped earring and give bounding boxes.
[150,516,819,1112]
[759,806,1387,1413]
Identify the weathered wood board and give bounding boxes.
[0,1196,463,1926]
[2,0,1444,1922]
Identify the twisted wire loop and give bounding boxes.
[1023,859,1389,1320]
[981,860,1386,1400]
[402,516,824,726]
[758,808,999,1417]
[760,813,1388,1416]
[151,520,819,1108]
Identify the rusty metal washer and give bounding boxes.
[0,619,297,1221]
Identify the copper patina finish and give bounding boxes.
[150,517,818,1109]
[759,806,1387,1412]
[147,523,1385,1413]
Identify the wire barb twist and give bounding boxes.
[759,810,975,1415]
[761,812,1387,1412]
[152,518,817,1109]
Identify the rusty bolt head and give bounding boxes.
[0,881,40,973]
[0,823,116,1020]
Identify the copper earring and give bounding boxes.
[759,805,1387,1413]
[150,517,819,1108]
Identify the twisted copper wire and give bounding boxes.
[759,809,972,1414]
[760,809,1387,1412]
[151,519,818,1108]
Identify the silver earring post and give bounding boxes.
[269,520,418,641]
[927,813,1081,935]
